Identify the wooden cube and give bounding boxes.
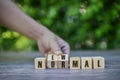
[47,54,58,60]
[58,60,68,68]
[58,54,69,68]
[34,57,46,69]
[70,57,80,69]
[81,57,92,69]
[47,54,59,68]
[92,57,105,69]
[58,54,69,60]
[47,60,58,68]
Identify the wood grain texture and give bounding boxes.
[0,50,120,80]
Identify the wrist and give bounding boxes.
[34,25,53,41]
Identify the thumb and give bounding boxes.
[50,39,62,54]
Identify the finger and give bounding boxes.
[61,43,70,54]
[63,49,70,55]
[38,41,50,56]
[50,39,62,55]
[56,38,70,54]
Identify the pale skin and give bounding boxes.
[0,0,70,56]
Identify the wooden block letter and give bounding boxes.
[58,54,68,68]
[47,54,58,68]
[34,57,46,69]
[92,57,105,69]
[70,57,80,69]
[81,57,92,69]
[58,54,69,60]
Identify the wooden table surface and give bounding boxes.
[0,50,120,80]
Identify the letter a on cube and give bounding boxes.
[81,57,92,69]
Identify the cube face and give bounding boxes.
[81,57,92,69]
[58,54,69,61]
[92,57,105,69]
[47,54,69,69]
[70,57,80,69]
[47,60,58,68]
[58,61,68,68]
[47,54,59,60]
[34,55,105,70]
[58,54,69,69]
[34,58,46,69]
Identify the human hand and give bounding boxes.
[37,31,70,56]
[0,0,70,55]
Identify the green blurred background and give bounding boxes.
[0,0,120,51]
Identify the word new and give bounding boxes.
[34,54,105,69]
